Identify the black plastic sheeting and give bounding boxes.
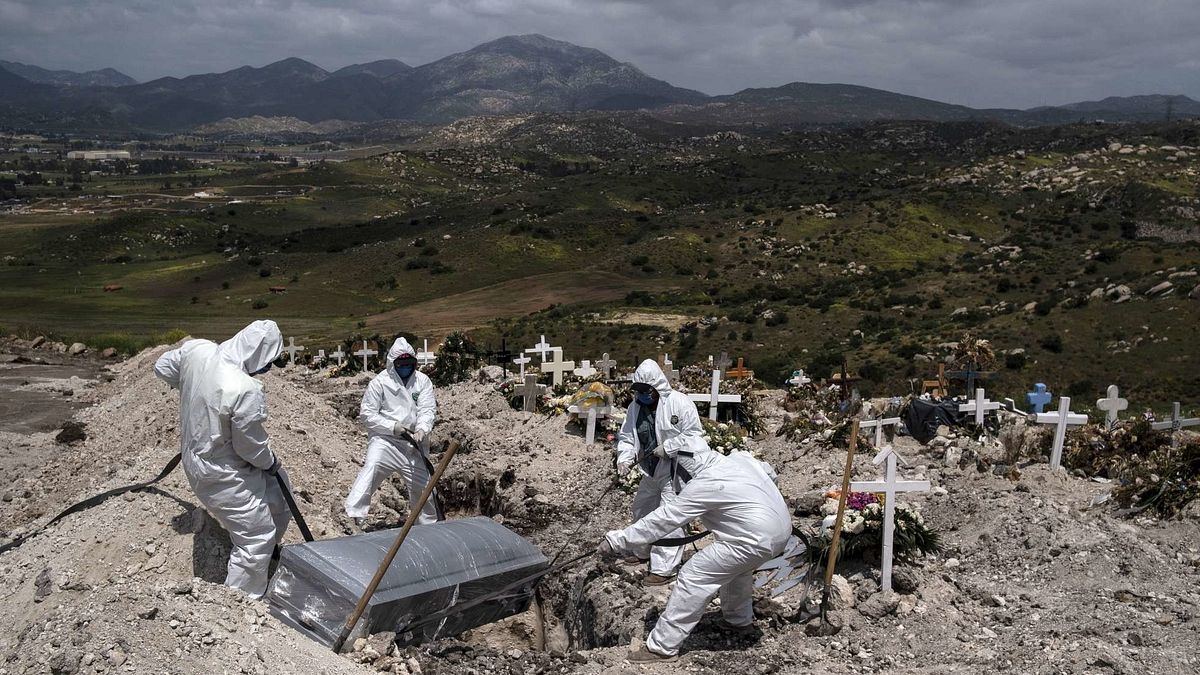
[902,398,970,444]
[267,517,547,649]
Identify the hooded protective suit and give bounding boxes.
[605,445,791,657]
[614,359,708,575]
[345,337,439,524]
[153,320,290,599]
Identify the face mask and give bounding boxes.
[395,364,416,380]
[636,391,655,406]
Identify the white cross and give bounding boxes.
[687,370,743,421]
[574,360,597,379]
[569,403,611,444]
[596,353,616,380]
[1151,402,1200,448]
[331,346,346,367]
[283,337,305,365]
[958,388,1001,427]
[787,369,811,387]
[1096,385,1128,429]
[314,349,326,365]
[354,340,377,372]
[715,351,733,375]
[416,339,437,367]
[659,354,678,383]
[851,445,930,593]
[525,335,553,362]
[519,374,546,412]
[1035,397,1088,470]
[542,348,575,387]
[859,415,901,448]
[512,353,531,378]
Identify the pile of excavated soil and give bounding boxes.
[2,344,1199,674]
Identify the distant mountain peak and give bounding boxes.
[0,60,137,87]
[331,59,412,79]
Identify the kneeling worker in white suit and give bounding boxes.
[345,337,440,526]
[154,320,292,599]
[600,444,792,663]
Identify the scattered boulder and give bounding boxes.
[30,335,46,349]
[827,574,855,610]
[1146,281,1174,297]
[68,342,87,355]
[892,567,921,594]
[101,347,119,359]
[55,421,87,445]
[857,590,900,619]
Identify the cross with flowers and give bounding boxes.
[851,445,931,593]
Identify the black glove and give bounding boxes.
[266,456,281,476]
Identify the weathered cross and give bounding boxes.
[314,349,326,365]
[283,337,305,365]
[1027,383,1053,414]
[331,346,346,367]
[354,340,377,372]
[512,353,531,379]
[659,354,679,384]
[416,339,437,368]
[687,370,743,421]
[489,338,514,377]
[525,335,554,362]
[596,353,616,380]
[727,358,754,380]
[1151,402,1200,449]
[850,445,931,593]
[921,363,948,398]
[946,362,994,398]
[715,351,733,375]
[859,415,902,448]
[786,369,811,387]
[543,348,576,387]
[1096,385,1129,429]
[519,374,546,413]
[573,360,598,379]
[568,402,612,444]
[958,388,1001,427]
[1035,397,1088,470]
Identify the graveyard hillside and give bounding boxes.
[2,116,1199,412]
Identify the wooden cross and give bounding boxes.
[1096,385,1128,429]
[596,353,616,380]
[519,374,546,413]
[568,403,611,444]
[1035,397,1088,470]
[1151,402,1200,449]
[859,415,901,448]
[542,348,575,387]
[573,360,598,379]
[525,334,554,362]
[512,353,531,379]
[330,346,346,367]
[786,369,811,387]
[958,388,1001,427]
[921,364,948,398]
[354,340,377,372]
[489,338,514,377]
[1027,383,1053,414]
[283,337,305,366]
[851,445,930,593]
[946,362,995,398]
[727,358,754,380]
[687,370,743,421]
[659,354,679,383]
[416,339,437,368]
[715,351,733,375]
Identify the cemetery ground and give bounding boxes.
[1,339,1199,674]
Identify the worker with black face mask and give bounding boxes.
[344,337,439,528]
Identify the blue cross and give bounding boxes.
[1027,383,1052,413]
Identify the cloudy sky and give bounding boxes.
[0,0,1196,108]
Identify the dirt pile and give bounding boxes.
[2,344,1199,674]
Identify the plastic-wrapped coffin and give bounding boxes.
[267,516,548,649]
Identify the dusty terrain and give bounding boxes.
[1,342,1199,674]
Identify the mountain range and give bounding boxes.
[0,34,1195,133]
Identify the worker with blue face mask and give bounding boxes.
[345,337,439,528]
[613,359,708,585]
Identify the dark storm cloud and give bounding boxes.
[0,0,1196,108]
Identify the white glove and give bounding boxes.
[411,429,426,445]
[652,444,666,458]
[617,460,633,476]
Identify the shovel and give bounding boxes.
[272,467,314,543]
[818,418,860,629]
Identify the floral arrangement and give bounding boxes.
[701,419,752,456]
[776,384,862,447]
[814,490,941,563]
[677,364,765,434]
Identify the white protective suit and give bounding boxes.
[614,359,709,576]
[154,320,291,599]
[605,446,792,657]
[344,337,439,524]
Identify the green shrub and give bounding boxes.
[430,331,482,386]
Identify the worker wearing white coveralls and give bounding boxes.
[154,320,292,600]
[614,359,704,583]
[344,337,439,525]
[602,446,791,661]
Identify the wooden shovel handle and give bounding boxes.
[824,419,860,588]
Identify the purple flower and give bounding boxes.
[846,491,879,511]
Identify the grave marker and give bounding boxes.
[947,362,994,398]
[1096,385,1128,429]
[727,358,754,380]
[1035,397,1088,470]
[921,364,948,398]
[596,353,616,380]
[958,388,1001,427]
[1151,402,1200,449]
[573,360,598,379]
[786,369,812,387]
[512,353,531,379]
[314,349,326,366]
[658,354,679,384]
[568,403,612,444]
[331,346,346,367]
[1026,383,1052,414]
[851,445,931,593]
[354,341,377,372]
[525,335,554,362]
[687,370,743,422]
[715,351,733,375]
[416,339,437,368]
[519,374,546,413]
[488,339,514,377]
[283,337,306,366]
[859,415,901,448]
[543,348,576,388]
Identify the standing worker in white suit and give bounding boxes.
[613,359,707,584]
[153,320,292,599]
[345,337,440,527]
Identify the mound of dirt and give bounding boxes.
[2,343,1199,674]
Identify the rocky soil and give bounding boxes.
[2,343,1199,674]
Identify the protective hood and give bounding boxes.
[677,444,722,478]
[386,337,417,366]
[218,320,282,374]
[632,359,673,397]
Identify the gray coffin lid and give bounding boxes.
[268,516,547,648]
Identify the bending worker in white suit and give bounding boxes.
[153,319,291,599]
[600,442,792,663]
[345,337,440,527]
[613,359,705,584]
